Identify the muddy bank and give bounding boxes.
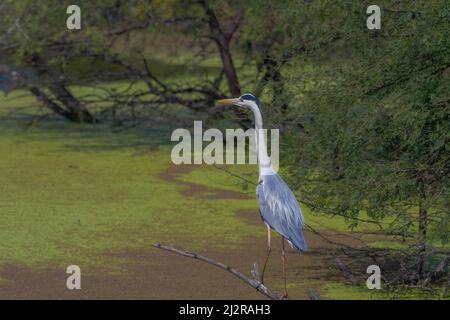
[0,228,364,299]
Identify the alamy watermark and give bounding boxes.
[66,4,381,31]
[66,5,81,30]
[66,265,81,290]
[171,121,279,173]
[367,5,381,30]
[366,265,381,289]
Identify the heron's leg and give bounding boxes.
[281,237,288,298]
[260,224,271,284]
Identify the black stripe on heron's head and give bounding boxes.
[239,93,260,107]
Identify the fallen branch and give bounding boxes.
[153,242,286,300]
[423,255,450,285]
[306,289,321,300]
[335,257,359,285]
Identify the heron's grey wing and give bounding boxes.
[257,174,307,252]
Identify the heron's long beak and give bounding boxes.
[216,98,240,106]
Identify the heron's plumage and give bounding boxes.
[257,173,307,252]
[219,92,308,254]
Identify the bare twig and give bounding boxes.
[423,255,450,285]
[305,224,367,252]
[153,242,286,300]
[306,289,321,300]
[335,257,359,285]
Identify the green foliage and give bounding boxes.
[1,0,153,67]
[281,1,449,244]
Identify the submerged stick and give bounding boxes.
[152,242,286,300]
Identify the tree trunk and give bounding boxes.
[416,202,427,278]
[264,54,286,109]
[47,82,96,123]
[200,0,241,97]
[256,53,289,124]
[217,38,241,97]
[199,1,253,129]
[26,53,96,123]
[29,87,75,121]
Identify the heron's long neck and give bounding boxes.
[251,105,274,177]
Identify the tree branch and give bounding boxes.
[153,242,286,300]
[29,86,73,120]
[335,257,359,285]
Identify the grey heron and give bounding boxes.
[217,93,307,298]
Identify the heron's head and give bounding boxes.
[216,93,260,111]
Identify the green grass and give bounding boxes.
[323,283,449,300]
